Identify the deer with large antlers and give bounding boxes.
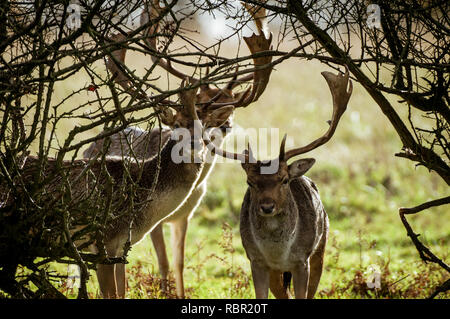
[82,89,235,299]
[205,67,352,298]
[83,1,274,298]
[12,81,222,299]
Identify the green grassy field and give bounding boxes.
[41,49,449,299]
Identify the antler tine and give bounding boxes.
[178,78,200,121]
[195,66,247,110]
[247,142,256,163]
[144,0,199,84]
[105,34,132,92]
[242,1,269,37]
[203,133,264,164]
[199,2,273,110]
[205,86,252,110]
[279,134,287,161]
[197,69,236,109]
[203,133,249,163]
[204,66,240,109]
[284,66,353,161]
[231,2,273,109]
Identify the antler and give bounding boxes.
[105,33,132,91]
[104,1,197,94]
[236,31,273,108]
[196,67,244,107]
[203,135,251,163]
[207,2,273,110]
[201,3,276,161]
[143,0,200,84]
[205,66,352,164]
[283,66,353,161]
[104,0,274,118]
[103,1,196,124]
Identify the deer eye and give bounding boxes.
[247,180,255,188]
[173,124,180,129]
[282,178,289,185]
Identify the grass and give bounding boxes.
[26,42,449,299]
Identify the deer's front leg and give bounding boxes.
[250,262,270,299]
[292,260,310,299]
[96,264,117,298]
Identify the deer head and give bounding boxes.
[206,67,353,216]
[158,76,238,132]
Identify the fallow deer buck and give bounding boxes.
[13,81,222,299]
[205,67,353,299]
[82,89,235,299]
[85,1,274,298]
[82,92,234,299]
[6,0,273,298]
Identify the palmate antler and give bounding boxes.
[142,0,200,84]
[104,0,274,114]
[143,0,274,110]
[205,66,353,163]
[206,2,274,110]
[282,66,353,161]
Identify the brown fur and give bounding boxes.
[14,122,205,298]
[81,85,236,298]
[240,159,329,299]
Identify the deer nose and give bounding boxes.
[260,203,275,215]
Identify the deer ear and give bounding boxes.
[288,158,315,179]
[204,106,234,128]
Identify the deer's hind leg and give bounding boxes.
[96,264,117,298]
[307,233,327,299]
[150,223,170,293]
[269,270,290,299]
[115,263,126,298]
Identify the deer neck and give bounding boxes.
[123,138,204,245]
[139,138,204,190]
[195,128,227,187]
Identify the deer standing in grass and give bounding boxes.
[87,2,274,298]
[206,67,353,298]
[14,82,222,298]
[83,97,234,298]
